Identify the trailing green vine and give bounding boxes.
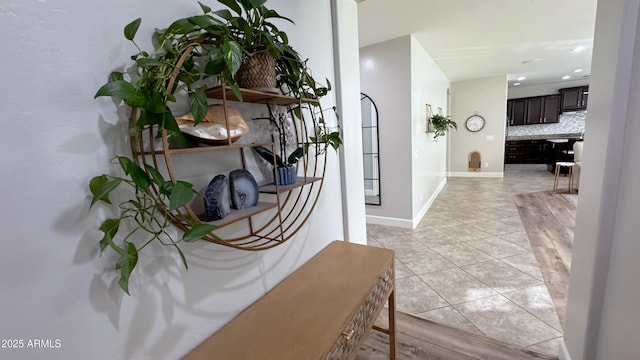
[90,157,216,295]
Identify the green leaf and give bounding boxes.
[160,110,182,137]
[182,223,217,243]
[94,80,137,103]
[222,40,243,77]
[169,181,196,211]
[159,181,173,196]
[212,9,233,20]
[262,8,294,24]
[145,165,165,187]
[291,106,302,120]
[124,18,142,41]
[189,86,208,125]
[142,91,167,113]
[198,1,211,13]
[136,58,164,68]
[116,243,138,295]
[188,15,222,29]
[117,157,151,190]
[249,0,268,9]
[109,71,124,82]
[328,131,343,150]
[287,147,304,165]
[227,80,243,102]
[89,175,122,207]
[128,165,151,190]
[253,146,285,167]
[98,218,121,252]
[166,18,197,35]
[217,0,242,15]
[204,58,226,76]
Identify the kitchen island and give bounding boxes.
[505,136,582,174]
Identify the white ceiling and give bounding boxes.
[356,0,598,88]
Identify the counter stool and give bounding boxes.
[554,161,575,193]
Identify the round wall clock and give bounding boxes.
[465,115,485,132]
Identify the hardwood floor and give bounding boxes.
[514,191,576,326]
[358,310,557,360]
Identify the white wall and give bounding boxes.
[449,76,508,177]
[562,1,640,359]
[508,79,590,99]
[330,0,367,243]
[0,1,350,359]
[360,36,413,225]
[409,36,450,224]
[359,35,450,228]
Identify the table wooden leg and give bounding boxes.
[388,288,396,360]
[569,166,574,193]
[390,261,397,360]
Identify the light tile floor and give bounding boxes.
[367,164,565,356]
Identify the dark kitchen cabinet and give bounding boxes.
[526,97,545,124]
[509,98,527,126]
[543,95,561,123]
[508,95,560,125]
[505,140,550,164]
[505,140,526,164]
[560,86,589,112]
[525,140,549,163]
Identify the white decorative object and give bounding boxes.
[176,104,249,145]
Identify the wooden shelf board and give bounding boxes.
[197,202,277,227]
[167,142,273,155]
[205,86,318,106]
[259,177,322,194]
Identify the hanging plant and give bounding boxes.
[430,114,457,140]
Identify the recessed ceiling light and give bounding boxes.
[516,76,526,81]
[562,75,571,80]
[574,68,584,73]
[513,82,521,86]
[572,46,586,53]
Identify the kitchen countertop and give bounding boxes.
[506,133,583,141]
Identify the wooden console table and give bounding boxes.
[184,241,396,360]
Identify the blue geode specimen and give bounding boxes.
[229,169,259,209]
[204,174,230,220]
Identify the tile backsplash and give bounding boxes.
[507,111,586,138]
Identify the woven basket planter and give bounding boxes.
[236,52,277,91]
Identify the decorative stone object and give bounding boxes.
[229,169,259,210]
[204,175,230,221]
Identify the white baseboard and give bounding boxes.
[365,215,413,229]
[412,177,447,228]
[559,339,571,360]
[448,171,504,178]
[366,177,447,230]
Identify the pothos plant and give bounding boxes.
[91,4,241,295]
[89,157,216,295]
[91,0,342,294]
